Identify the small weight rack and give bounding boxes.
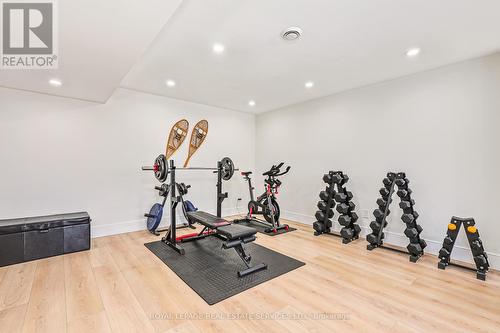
[366,172,427,262]
[313,171,361,244]
[438,217,490,281]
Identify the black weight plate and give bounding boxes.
[154,154,168,182]
[221,157,235,180]
[159,184,170,197]
[177,183,189,196]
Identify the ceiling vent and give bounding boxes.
[281,27,302,41]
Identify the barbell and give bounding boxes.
[142,154,237,182]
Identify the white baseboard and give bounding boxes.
[91,219,145,238]
[281,210,500,270]
[91,207,242,239]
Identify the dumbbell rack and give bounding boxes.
[313,171,361,244]
[366,172,427,262]
[438,217,490,280]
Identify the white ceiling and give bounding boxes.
[2,0,500,112]
[0,0,182,102]
[121,0,500,113]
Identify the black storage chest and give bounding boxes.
[0,212,91,266]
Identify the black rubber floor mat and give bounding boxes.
[145,238,305,305]
[232,219,297,236]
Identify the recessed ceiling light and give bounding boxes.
[49,79,62,87]
[406,47,421,58]
[305,81,314,89]
[282,27,303,41]
[212,43,225,54]
[248,100,256,107]
[166,79,176,87]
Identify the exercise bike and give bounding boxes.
[236,163,291,233]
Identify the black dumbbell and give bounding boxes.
[326,185,336,194]
[395,178,406,187]
[313,221,326,233]
[402,213,415,224]
[407,243,423,256]
[377,198,392,208]
[317,201,330,211]
[351,211,359,223]
[399,200,415,210]
[379,188,390,197]
[337,202,355,214]
[339,212,358,226]
[404,227,418,239]
[396,172,406,179]
[340,227,354,240]
[370,220,381,231]
[334,192,345,202]
[331,173,343,184]
[405,225,422,238]
[334,191,353,203]
[387,172,397,181]
[370,219,387,230]
[338,215,351,226]
[419,238,427,250]
[397,188,412,198]
[353,224,361,235]
[319,191,329,201]
[366,233,383,244]
[323,173,333,184]
[383,178,392,186]
[373,208,390,219]
[314,219,332,230]
[373,209,383,218]
[315,210,333,221]
[342,174,349,183]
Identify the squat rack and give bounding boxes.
[142,155,237,253]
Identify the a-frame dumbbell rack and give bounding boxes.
[438,217,490,280]
[313,171,361,244]
[366,172,427,262]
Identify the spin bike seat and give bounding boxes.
[241,171,252,176]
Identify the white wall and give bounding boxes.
[0,88,255,237]
[256,53,500,269]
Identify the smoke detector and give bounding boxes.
[281,27,302,41]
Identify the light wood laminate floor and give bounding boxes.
[0,218,499,333]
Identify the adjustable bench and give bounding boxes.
[173,211,267,277]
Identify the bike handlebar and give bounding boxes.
[275,166,291,177]
[262,163,291,177]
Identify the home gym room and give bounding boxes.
[0,0,499,332]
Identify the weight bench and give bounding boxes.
[177,211,267,277]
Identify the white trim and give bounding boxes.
[281,210,315,225]
[91,219,145,238]
[281,210,500,270]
